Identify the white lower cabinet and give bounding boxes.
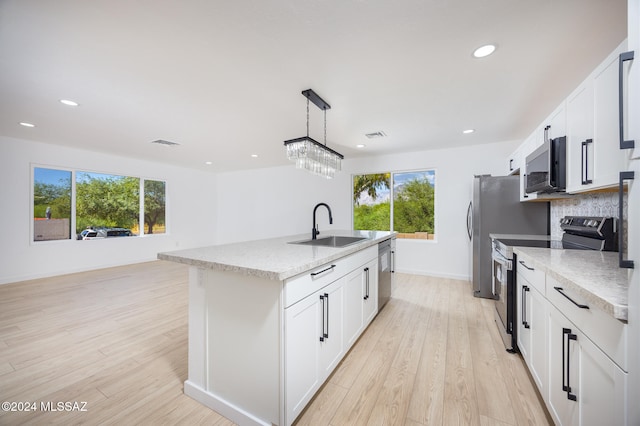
[363,259,378,326]
[284,245,379,424]
[285,278,347,424]
[515,253,628,426]
[548,303,627,426]
[344,268,365,348]
[284,285,324,421]
[517,276,548,399]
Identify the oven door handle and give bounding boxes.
[492,250,512,270]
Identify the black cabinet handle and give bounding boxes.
[581,139,593,185]
[391,250,395,273]
[518,260,534,271]
[364,267,369,300]
[554,287,589,309]
[311,264,336,277]
[619,51,635,150]
[544,125,551,143]
[324,293,329,339]
[319,294,325,342]
[619,172,635,268]
[509,158,514,171]
[562,327,578,401]
[522,286,529,328]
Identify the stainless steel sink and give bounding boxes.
[289,235,367,248]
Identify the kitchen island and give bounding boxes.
[158,230,394,426]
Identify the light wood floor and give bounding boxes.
[0,261,551,425]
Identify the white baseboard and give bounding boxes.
[183,380,271,426]
[395,268,470,281]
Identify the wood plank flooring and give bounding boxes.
[0,261,551,425]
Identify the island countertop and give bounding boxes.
[513,247,630,321]
[158,230,395,281]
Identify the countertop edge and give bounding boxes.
[513,247,628,321]
[158,231,395,281]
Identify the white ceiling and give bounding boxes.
[0,0,627,173]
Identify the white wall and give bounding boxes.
[0,136,217,285]
[345,141,515,280]
[215,165,351,244]
[215,140,516,280]
[1,134,515,284]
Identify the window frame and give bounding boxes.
[30,163,168,244]
[352,167,437,242]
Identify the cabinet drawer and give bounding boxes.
[516,255,545,294]
[546,274,627,371]
[284,246,377,308]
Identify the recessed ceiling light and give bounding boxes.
[60,99,79,106]
[19,122,35,128]
[205,161,213,165]
[473,44,496,58]
[463,129,475,134]
[251,154,258,158]
[356,144,366,148]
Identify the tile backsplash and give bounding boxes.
[550,191,627,239]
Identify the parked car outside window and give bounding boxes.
[77,227,133,240]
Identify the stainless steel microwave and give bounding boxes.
[525,136,567,194]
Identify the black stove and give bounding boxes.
[560,216,618,251]
[490,216,617,353]
[493,216,618,259]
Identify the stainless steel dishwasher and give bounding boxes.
[378,238,394,309]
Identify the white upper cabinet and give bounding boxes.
[628,0,639,160]
[514,40,633,198]
[507,144,523,175]
[566,41,629,192]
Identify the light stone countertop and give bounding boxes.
[158,230,395,281]
[513,247,630,321]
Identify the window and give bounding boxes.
[76,172,140,237]
[353,169,436,240]
[33,167,72,241]
[144,180,166,234]
[392,170,435,239]
[353,173,391,231]
[32,166,166,242]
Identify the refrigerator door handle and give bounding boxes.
[466,201,473,241]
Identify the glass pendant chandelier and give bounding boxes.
[284,89,344,179]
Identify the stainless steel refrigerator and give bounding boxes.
[467,175,549,298]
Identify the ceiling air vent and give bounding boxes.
[365,131,386,139]
[151,139,180,146]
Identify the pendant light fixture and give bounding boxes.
[284,89,344,179]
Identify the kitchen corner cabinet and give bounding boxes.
[566,41,629,193]
[516,257,548,400]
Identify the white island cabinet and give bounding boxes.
[158,230,394,426]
